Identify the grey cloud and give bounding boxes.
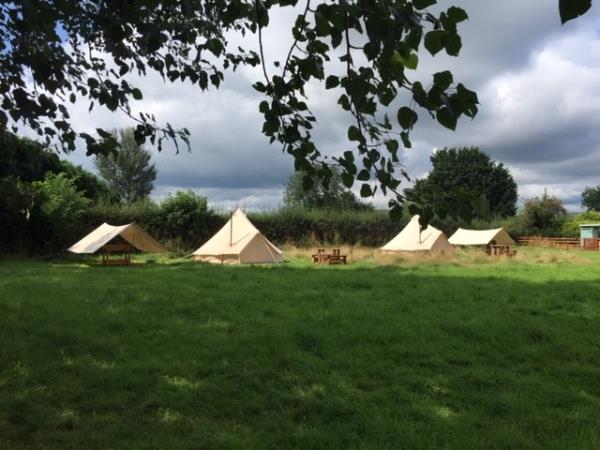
[153,185,285,212]
[60,2,600,212]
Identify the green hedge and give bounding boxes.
[79,206,402,252]
[79,205,549,253]
[249,209,402,247]
[5,197,584,255]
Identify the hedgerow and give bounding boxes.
[1,193,580,255]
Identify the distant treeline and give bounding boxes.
[2,133,595,256]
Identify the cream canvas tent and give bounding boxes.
[381,215,453,253]
[192,208,283,264]
[448,227,515,246]
[68,223,166,254]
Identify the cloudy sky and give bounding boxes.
[65,0,600,212]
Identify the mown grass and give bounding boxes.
[1,248,600,449]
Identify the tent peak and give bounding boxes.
[192,208,283,264]
[381,215,452,252]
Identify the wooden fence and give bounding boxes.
[517,236,581,249]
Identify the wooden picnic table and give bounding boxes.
[487,244,517,257]
[101,243,133,266]
[312,248,347,265]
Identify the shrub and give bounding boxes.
[159,190,220,247]
[31,173,91,253]
[522,194,567,235]
[562,211,600,237]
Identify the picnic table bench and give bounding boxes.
[101,243,133,266]
[487,244,517,257]
[312,248,347,265]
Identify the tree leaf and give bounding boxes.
[406,53,419,70]
[253,82,267,93]
[314,11,330,36]
[131,88,143,100]
[436,107,457,130]
[446,6,468,24]
[386,139,399,155]
[357,169,370,181]
[559,0,592,24]
[443,32,462,56]
[424,30,447,56]
[413,0,437,10]
[206,38,224,57]
[259,101,269,113]
[393,51,419,70]
[456,83,479,117]
[433,71,453,90]
[341,172,354,188]
[325,75,339,89]
[400,131,412,149]
[348,125,361,141]
[360,183,373,197]
[397,107,418,130]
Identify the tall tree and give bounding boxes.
[59,160,115,203]
[0,132,60,181]
[0,133,59,251]
[284,169,373,211]
[94,129,157,203]
[581,186,600,212]
[0,1,589,220]
[404,147,518,219]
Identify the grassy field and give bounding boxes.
[1,248,600,449]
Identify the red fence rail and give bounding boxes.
[517,236,581,249]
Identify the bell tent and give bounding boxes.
[381,215,453,253]
[192,208,283,264]
[448,228,515,246]
[68,223,166,254]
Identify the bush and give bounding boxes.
[522,194,567,236]
[31,173,91,253]
[159,190,221,247]
[562,211,600,237]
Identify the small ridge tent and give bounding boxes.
[381,215,453,253]
[192,208,283,264]
[448,228,515,246]
[68,223,166,254]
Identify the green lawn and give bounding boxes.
[1,250,600,449]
